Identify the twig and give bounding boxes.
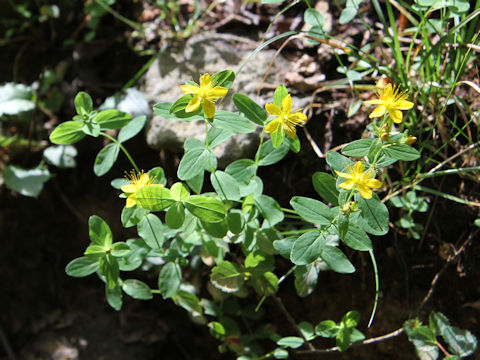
[417,228,479,311]
[272,295,315,351]
[295,328,404,355]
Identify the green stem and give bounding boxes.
[254,128,266,175]
[280,207,298,215]
[367,249,379,328]
[99,131,139,173]
[278,265,296,285]
[94,0,143,32]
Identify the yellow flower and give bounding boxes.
[180,73,228,118]
[364,83,413,124]
[265,95,307,138]
[121,171,155,208]
[335,161,382,199]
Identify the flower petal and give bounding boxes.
[369,105,386,118]
[353,161,364,174]
[281,94,292,113]
[366,178,382,189]
[139,173,150,186]
[389,109,403,123]
[121,184,137,193]
[209,86,228,99]
[338,180,354,190]
[363,99,383,105]
[283,122,297,138]
[180,85,200,95]
[334,170,353,180]
[265,103,282,116]
[394,99,414,110]
[357,184,373,199]
[202,99,216,118]
[185,95,201,113]
[199,73,211,88]
[125,194,137,208]
[265,118,282,134]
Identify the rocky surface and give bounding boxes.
[143,32,311,165]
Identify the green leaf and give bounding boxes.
[85,244,106,256]
[383,144,420,161]
[170,182,190,201]
[177,148,210,180]
[273,348,289,359]
[289,135,301,153]
[326,151,354,172]
[320,246,355,273]
[93,143,119,176]
[225,159,257,184]
[210,261,245,293]
[137,214,165,249]
[357,194,389,235]
[135,185,175,211]
[233,93,267,125]
[211,171,241,201]
[99,254,119,289]
[154,101,203,122]
[270,126,285,148]
[49,121,86,145]
[158,262,182,298]
[65,256,99,277]
[121,206,148,227]
[273,236,296,259]
[273,84,288,107]
[312,172,339,205]
[111,242,130,257]
[290,196,335,225]
[173,290,203,315]
[82,120,100,137]
[208,127,233,148]
[184,195,227,223]
[249,271,278,295]
[290,231,324,265]
[208,321,226,339]
[89,215,113,247]
[430,312,477,357]
[118,115,147,143]
[170,95,199,115]
[106,285,122,311]
[3,165,50,198]
[213,110,255,134]
[186,172,204,194]
[304,8,324,27]
[258,139,290,166]
[347,99,362,117]
[226,210,245,234]
[315,320,338,338]
[202,218,229,238]
[93,109,131,130]
[122,279,152,300]
[342,310,360,328]
[211,69,235,88]
[166,202,186,229]
[118,238,149,271]
[75,91,93,116]
[336,327,352,351]
[149,166,167,186]
[342,139,374,157]
[276,336,304,349]
[294,264,319,297]
[255,195,284,226]
[299,321,316,341]
[341,223,372,251]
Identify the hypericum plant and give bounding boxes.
[48,65,472,359]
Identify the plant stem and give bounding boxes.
[99,131,139,173]
[367,249,379,328]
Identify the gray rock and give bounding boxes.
[143,32,311,165]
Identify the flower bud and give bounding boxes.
[405,136,417,145]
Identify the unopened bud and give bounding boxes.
[405,136,417,145]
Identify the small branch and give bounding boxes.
[295,328,404,355]
[272,295,315,351]
[418,228,479,311]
